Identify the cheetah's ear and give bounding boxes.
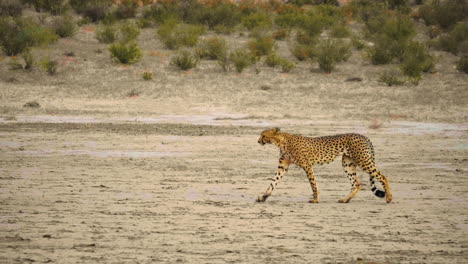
[274,127,280,133]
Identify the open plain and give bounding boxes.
[1,13,468,264]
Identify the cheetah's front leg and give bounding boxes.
[257,159,290,202]
[303,165,319,203]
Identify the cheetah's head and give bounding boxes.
[258,128,281,145]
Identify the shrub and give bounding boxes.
[299,13,326,39]
[0,17,57,56]
[170,49,198,71]
[275,11,306,29]
[434,22,468,55]
[265,52,282,68]
[217,51,230,72]
[280,58,295,73]
[248,34,275,57]
[0,0,23,16]
[351,37,366,50]
[142,72,153,80]
[51,15,77,38]
[242,11,272,31]
[379,68,405,86]
[143,1,182,24]
[96,24,117,43]
[316,39,351,73]
[70,0,111,22]
[113,0,138,19]
[330,22,350,38]
[272,29,289,40]
[229,48,254,73]
[40,56,58,75]
[418,0,467,29]
[291,43,315,61]
[22,48,34,70]
[400,41,434,80]
[22,0,67,15]
[8,57,23,70]
[186,1,241,29]
[456,57,468,74]
[157,21,205,50]
[109,41,142,64]
[119,21,140,43]
[195,37,227,60]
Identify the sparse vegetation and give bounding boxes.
[400,41,434,81]
[316,38,351,73]
[109,41,142,64]
[40,56,58,75]
[157,21,205,50]
[456,57,468,74]
[171,49,199,71]
[379,68,405,86]
[229,48,254,73]
[248,34,275,58]
[0,17,58,56]
[96,24,117,44]
[51,15,78,38]
[142,72,153,80]
[195,37,227,60]
[0,0,23,16]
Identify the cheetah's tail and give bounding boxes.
[370,176,385,198]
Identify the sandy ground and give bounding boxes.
[0,119,467,263]
[0,15,468,264]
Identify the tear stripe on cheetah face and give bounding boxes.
[257,128,392,203]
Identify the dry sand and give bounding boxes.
[0,22,467,264]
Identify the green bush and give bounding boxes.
[265,52,283,68]
[456,56,468,74]
[280,58,295,73]
[0,17,57,56]
[119,21,140,43]
[330,22,350,38]
[242,11,272,31]
[96,24,117,43]
[275,11,305,29]
[229,48,254,73]
[217,51,230,72]
[195,37,227,60]
[186,1,241,29]
[170,49,198,71]
[51,15,77,38]
[367,14,416,65]
[434,22,468,55]
[346,0,387,23]
[291,43,315,61]
[299,13,326,39]
[157,21,205,50]
[379,68,405,86]
[316,38,351,73]
[400,41,435,80]
[109,41,142,64]
[70,0,111,22]
[142,72,153,80]
[0,0,23,16]
[248,34,275,57]
[418,0,467,29]
[40,56,58,75]
[22,0,67,15]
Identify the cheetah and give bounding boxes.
[257,128,392,203]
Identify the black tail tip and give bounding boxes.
[375,190,385,198]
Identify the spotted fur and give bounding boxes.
[257,128,392,203]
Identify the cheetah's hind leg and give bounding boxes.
[339,155,361,203]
